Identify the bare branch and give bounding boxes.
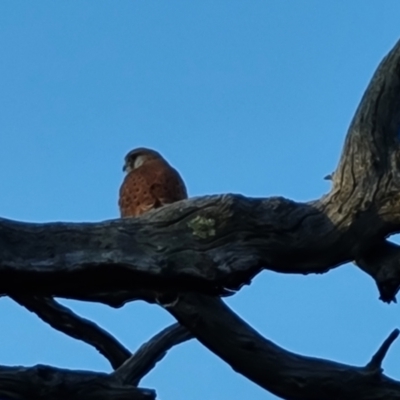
[10,295,131,369]
[0,364,154,400]
[165,294,400,400]
[0,192,392,304]
[367,329,400,371]
[2,32,400,400]
[355,241,400,302]
[113,323,193,385]
[5,40,400,307]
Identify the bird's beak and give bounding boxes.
[122,163,127,172]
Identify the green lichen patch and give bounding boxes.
[187,216,216,239]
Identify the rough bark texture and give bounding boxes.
[1,39,400,399]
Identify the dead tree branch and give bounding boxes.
[9,296,193,388]
[165,293,400,400]
[0,364,154,400]
[367,329,400,371]
[5,31,400,304]
[113,323,193,385]
[1,35,400,400]
[10,295,131,369]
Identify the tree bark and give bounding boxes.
[165,293,400,400]
[0,365,154,400]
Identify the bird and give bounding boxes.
[119,147,188,217]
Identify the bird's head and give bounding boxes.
[123,147,163,174]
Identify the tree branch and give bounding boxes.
[355,241,400,302]
[165,294,400,400]
[4,39,400,304]
[0,189,394,304]
[2,31,400,400]
[0,364,154,400]
[10,294,131,369]
[113,323,193,385]
[367,329,400,371]
[333,38,400,200]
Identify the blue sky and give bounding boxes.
[0,2,400,399]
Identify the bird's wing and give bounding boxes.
[150,165,188,206]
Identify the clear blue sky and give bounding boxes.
[0,2,400,399]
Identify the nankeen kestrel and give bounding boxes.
[119,147,188,217]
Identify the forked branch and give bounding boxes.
[2,35,400,400]
[165,294,400,400]
[113,323,193,385]
[10,295,191,385]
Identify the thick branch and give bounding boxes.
[165,294,400,400]
[0,187,399,303]
[2,34,400,400]
[1,38,398,302]
[10,295,131,369]
[0,364,154,400]
[333,38,400,205]
[0,193,389,303]
[113,323,193,385]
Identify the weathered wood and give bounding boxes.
[0,189,397,302]
[0,324,189,399]
[165,294,400,400]
[0,365,155,400]
[1,35,400,400]
[10,295,192,387]
[4,35,400,303]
